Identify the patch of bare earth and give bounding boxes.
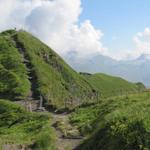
[51,113,83,150]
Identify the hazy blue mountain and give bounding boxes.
[65,53,150,87]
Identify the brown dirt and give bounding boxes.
[51,113,83,150]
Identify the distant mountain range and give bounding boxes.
[65,53,150,87]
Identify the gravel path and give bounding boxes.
[51,113,83,150]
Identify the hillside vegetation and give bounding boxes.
[70,92,150,150]
[0,99,56,150]
[0,29,149,150]
[81,73,145,98]
[0,30,98,109]
[0,31,30,100]
[0,29,143,109]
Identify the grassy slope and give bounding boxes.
[13,30,97,109]
[0,99,56,150]
[0,31,30,100]
[0,29,143,108]
[1,29,148,150]
[70,92,150,150]
[81,73,145,98]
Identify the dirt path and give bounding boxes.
[12,34,83,150]
[51,113,83,150]
[12,34,46,112]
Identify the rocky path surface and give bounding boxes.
[50,112,83,150]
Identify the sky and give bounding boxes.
[0,0,150,60]
[80,0,150,59]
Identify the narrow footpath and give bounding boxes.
[12,34,84,150]
[50,112,83,150]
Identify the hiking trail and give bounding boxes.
[50,112,83,150]
[12,33,84,150]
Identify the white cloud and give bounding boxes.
[111,28,150,60]
[3,0,150,61]
[133,28,150,56]
[0,0,33,30]
[0,0,107,59]
[62,20,108,58]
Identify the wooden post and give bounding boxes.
[29,101,32,112]
[25,101,28,111]
[39,95,43,108]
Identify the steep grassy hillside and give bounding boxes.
[0,29,143,108]
[0,99,56,150]
[70,92,150,150]
[0,30,97,109]
[81,73,145,98]
[0,31,30,100]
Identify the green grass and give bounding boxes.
[0,29,148,149]
[70,92,150,150]
[81,73,145,98]
[0,32,30,100]
[12,30,97,109]
[0,29,143,109]
[0,99,56,150]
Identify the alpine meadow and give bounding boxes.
[0,0,150,150]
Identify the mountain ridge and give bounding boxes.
[0,29,145,107]
[67,53,150,87]
[0,29,98,109]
